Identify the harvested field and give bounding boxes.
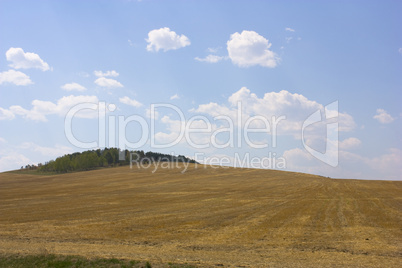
[0,164,401,267]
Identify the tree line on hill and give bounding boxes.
[23,148,197,173]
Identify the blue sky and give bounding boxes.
[0,0,401,180]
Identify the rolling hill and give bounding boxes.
[0,164,401,267]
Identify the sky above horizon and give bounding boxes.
[0,0,401,180]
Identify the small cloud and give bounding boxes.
[6,47,50,71]
[0,70,33,86]
[227,30,280,68]
[207,47,221,53]
[170,94,180,100]
[195,55,224,63]
[0,107,15,120]
[128,39,134,47]
[399,48,402,54]
[93,70,119,77]
[146,108,159,120]
[285,27,295,32]
[94,77,123,88]
[7,95,100,122]
[0,152,31,172]
[119,96,143,107]
[61,82,86,91]
[339,137,361,150]
[146,27,190,52]
[19,142,73,157]
[285,37,293,43]
[373,108,395,124]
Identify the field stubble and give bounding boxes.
[0,164,401,267]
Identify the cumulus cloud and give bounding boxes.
[194,87,356,138]
[227,30,279,68]
[61,82,86,91]
[93,70,119,77]
[339,137,361,150]
[119,96,143,107]
[0,152,31,172]
[146,27,190,52]
[6,47,50,71]
[94,77,123,88]
[146,108,159,120]
[0,141,73,172]
[0,107,15,120]
[6,95,100,122]
[19,142,73,157]
[0,70,33,86]
[285,27,295,32]
[170,94,180,100]
[153,115,222,148]
[283,147,402,180]
[373,108,394,124]
[195,55,225,63]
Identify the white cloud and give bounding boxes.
[0,152,31,172]
[368,148,402,180]
[61,82,86,91]
[94,77,123,88]
[8,95,100,122]
[0,69,33,86]
[373,108,394,124]
[93,70,119,77]
[9,105,46,121]
[6,47,50,71]
[153,115,185,145]
[19,142,73,157]
[170,94,180,100]
[339,137,361,150]
[286,37,293,43]
[208,47,221,53]
[146,108,159,120]
[227,30,279,68]
[119,96,143,107]
[399,48,402,54]
[0,108,15,120]
[153,115,221,147]
[195,87,356,138]
[195,55,225,63]
[285,27,295,32]
[283,147,402,180]
[0,141,73,172]
[146,27,190,52]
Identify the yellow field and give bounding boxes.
[0,164,401,267]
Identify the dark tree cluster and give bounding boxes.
[37,148,196,173]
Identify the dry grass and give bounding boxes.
[0,164,401,267]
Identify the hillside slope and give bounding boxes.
[0,164,401,267]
